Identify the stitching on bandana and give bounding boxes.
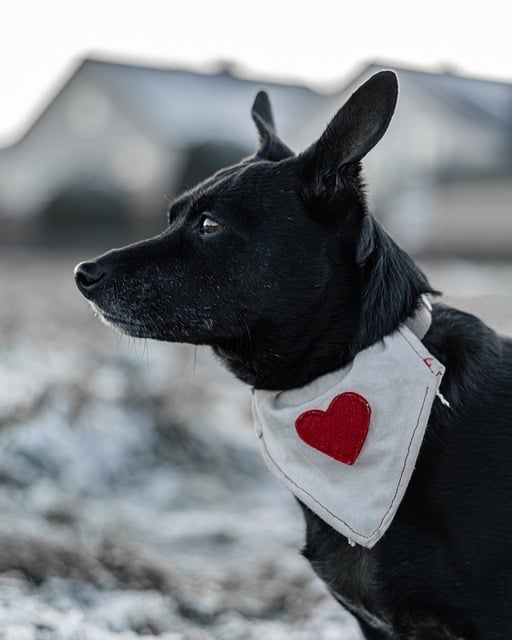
[398,327,429,363]
[374,386,429,534]
[257,426,362,538]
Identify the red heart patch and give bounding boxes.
[295,392,371,465]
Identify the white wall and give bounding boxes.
[0,69,177,219]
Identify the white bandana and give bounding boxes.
[252,306,445,548]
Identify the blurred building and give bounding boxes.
[0,58,511,255]
[0,57,318,245]
[293,63,512,257]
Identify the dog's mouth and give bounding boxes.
[88,302,209,345]
[89,304,153,338]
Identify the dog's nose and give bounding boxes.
[74,260,108,296]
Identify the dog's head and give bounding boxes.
[75,71,433,388]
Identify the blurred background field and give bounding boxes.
[0,2,511,638]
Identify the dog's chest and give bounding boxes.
[323,561,460,639]
[303,509,464,639]
[322,556,392,635]
[302,517,391,631]
[312,552,463,640]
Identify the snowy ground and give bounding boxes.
[0,249,510,639]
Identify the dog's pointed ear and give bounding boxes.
[251,90,294,162]
[300,71,398,199]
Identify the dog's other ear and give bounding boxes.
[300,71,398,200]
[251,90,294,161]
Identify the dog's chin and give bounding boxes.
[97,313,149,338]
[85,301,151,338]
[88,302,209,345]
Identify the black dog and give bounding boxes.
[75,71,512,639]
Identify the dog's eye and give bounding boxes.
[199,214,224,236]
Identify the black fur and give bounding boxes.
[75,71,512,639]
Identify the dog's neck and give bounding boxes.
[214,222,436,391]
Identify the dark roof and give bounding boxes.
[10,57,512,152]
[7,57,319,151]
[364,62,512,128]
[81,57,319,147]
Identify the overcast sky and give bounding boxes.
[1,0,510,145]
